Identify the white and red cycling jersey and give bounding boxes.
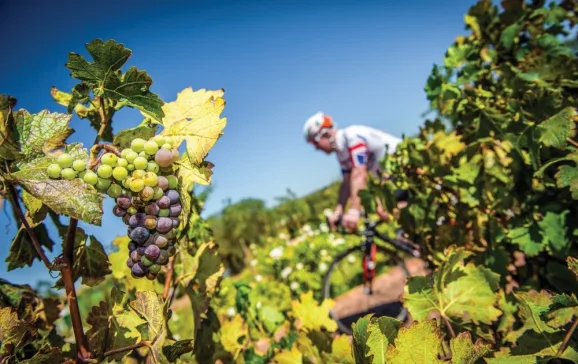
[335,125,402,176]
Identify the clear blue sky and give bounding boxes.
[0,0,481,285]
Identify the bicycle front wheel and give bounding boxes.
[322,244,409,335]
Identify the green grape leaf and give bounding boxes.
[321,335,355,364]
[13,109,74,161]
[505,290,557,344]
[385,320,443,363]
[54,231,111,288]
[5,223,54,271]
[449,331,491,363]
[0,307,37,355]
[65,39,164,120]
[162,339,194,362]
[112,122,158,151]
[85,287,144,361]
[159,87,227,165]
[19,345,62,364]
[500,22,522,51]
[351,314,372,364]
[538,210,570,258]
[537,106,577,149]
[542,293,578,328]
[568,257,578,279]
[555,161,578,199]
[129,290,167,360]
[366,317,402,364]
[404,247,501,325]
[22,190,47,227]
[507,224,547,257]
[6,144,104,225]
[258,305,285,333]
[0,94,22,162]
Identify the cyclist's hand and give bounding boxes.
[376,204,392,222]
[342,208,361,232]
[324,208,341,231]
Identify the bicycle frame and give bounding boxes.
[328,211,421,295]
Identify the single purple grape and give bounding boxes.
[144,202,160,216]
[131,262,148,277]
[126,257,135,268]
[155,235,169,248]
[169,204,181,217]
[129,213,146,228]
[113,205,127,217]
[171,217,180,228]
[157,176,169,190]
[137,247,146,255]
[128,242,137,252]
[157,196,170,209]
[165,190,180,205]
[145,245,161,260]
[131,197,145,210]
[157,217,173,234]
[130,227,150,244]
[130,250,141,262]
[157,250,169,265]
[116,196,131,209]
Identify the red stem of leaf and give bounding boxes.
[163,256,175,300]
[558,317,578,356]
[7,184,55,270]
[62,218,91,362]
[442,315,456,339]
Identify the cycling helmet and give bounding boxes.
[303,112,336,142]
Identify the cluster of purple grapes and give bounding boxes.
[114,188,182,280]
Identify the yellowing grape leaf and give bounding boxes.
[404,246,502,325]
[272,346,303,363]
[385,320,443,364]
[322,334,354,364]
[219,314,247,354]
[366,317,402,364]
[130,290,167,363]
[159,87,226,165]
[450,331,491,364]
[291,291,337,332]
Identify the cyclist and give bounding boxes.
[302,111,405,232]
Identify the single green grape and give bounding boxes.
[96,178,111,191]
[47,164,61,179]
[83,170,98,185]
[134,157,148,170]
[127,206,137,215]
[101,153,118,166]
[72,160,86,172]
[117,158,128,167]
[141,255,153,267]
[152,135,166,147]
[139,151,148,158]
[113,166,128,181]
[97,164,113,179]
[153,186,164,199]
[107,184,122,198]
[131,138,146,153]
[143,172,158,187]
[57,153,74,168]
[61,168,77,179]
[161,143,172,151]
[120,148,131,158]
[167,175,178,189]
[149,264,161,274]
[144,140,159,155]
[127,164,135,171]
[78,170,87,179]
[147,161,159,173]
[126,151,138,163]
[129,178,145,193]
[158,209,169,217]
[132,170,146,179]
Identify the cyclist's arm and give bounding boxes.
[348,165,367,211]
[336,174,351,213]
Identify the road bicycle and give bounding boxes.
[321,210,423,335]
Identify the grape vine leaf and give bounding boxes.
[22,190,48,227]
[385,320,443,363]
[19,345,62,364]
[159,87,227,165]
[568,257,578,279]
[5,223,54,271]
[321,334,354,364]
[112,122,158,151]
[537,106,577,149]
[366,317,402,364]
[6,143,104,225]
[504,290,557,344]
[271,346,303,363]
[449,331,491,363]
[162,339,194,362]
[291,291,338,333]
[403,246,502,325]
[54,231,111,288]
[554,153,578,199]
[129,290,168,362]
[85,287,144,360]
[219,313,247,355]
[258,305,285,333]
[542,293,578,328]
[13,109,74,162]
[65,39,164,120]
[0,94,22,162]
[506,224,547,257]
[0,307,37,355]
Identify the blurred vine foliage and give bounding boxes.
[357,0,578,362]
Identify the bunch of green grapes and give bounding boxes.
[46,135,183,280]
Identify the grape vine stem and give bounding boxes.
[102,341,151,359]
[557,317,578,356]
[7,184,55,270]
[567,137,578,149]
[163,256,175,299]
[62,217,92,362]
[94,96,108,145]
